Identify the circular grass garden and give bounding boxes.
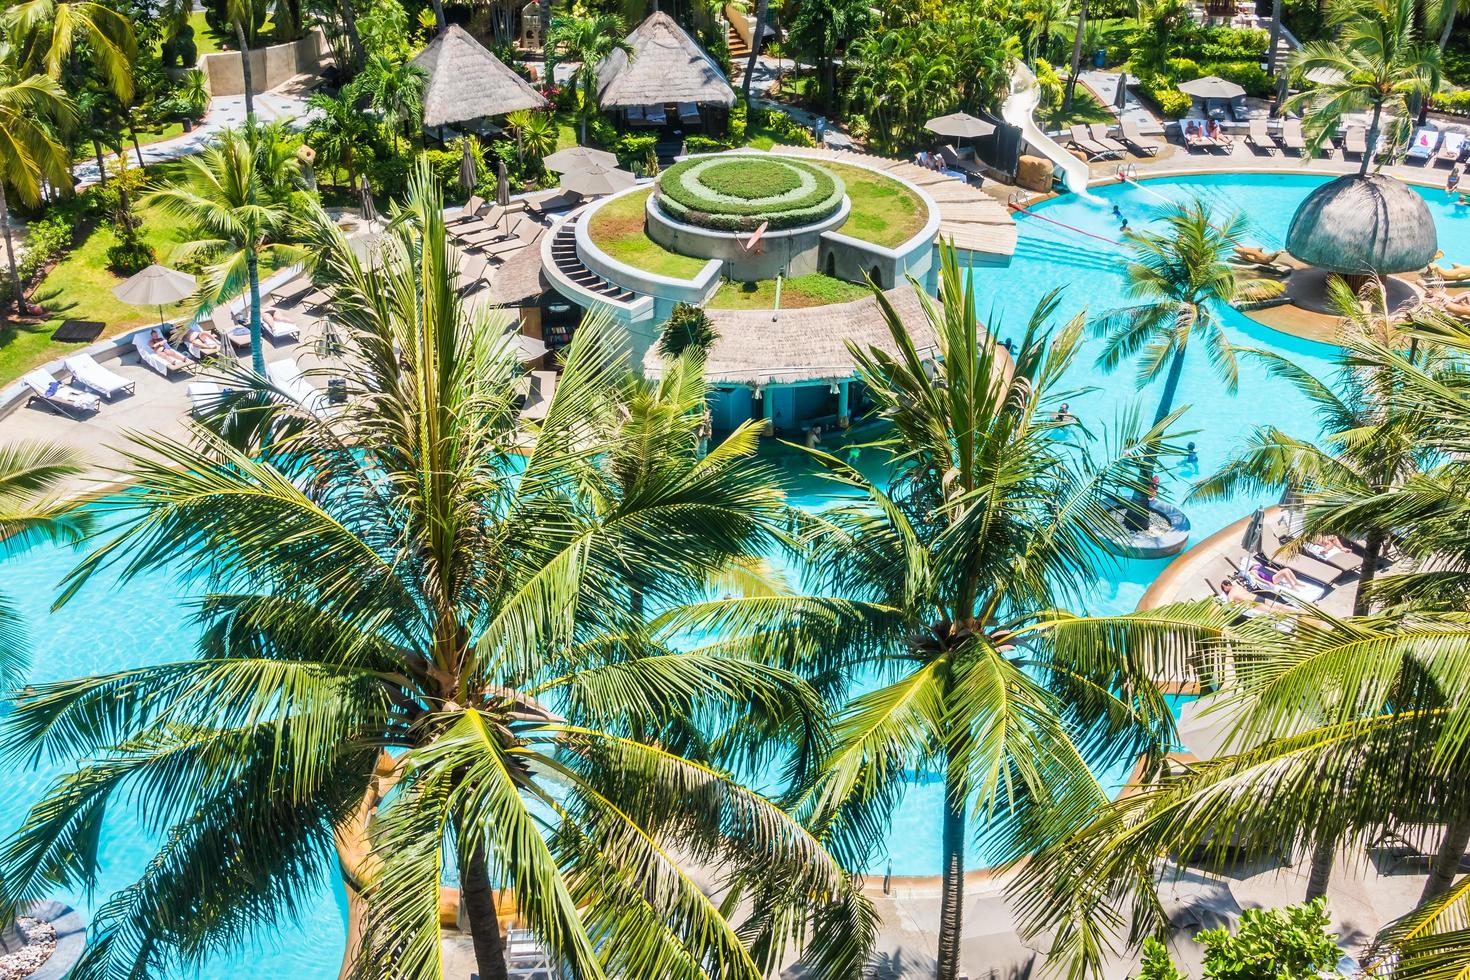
[656,156,846,232]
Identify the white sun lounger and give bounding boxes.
[260,308,301,341]
[23,369,101,419]
[265,357,330,417]
[63,353,134,400]
[186,381,226,416]
[133,328,188,376]
[1407,127,1440,159]
[1438,131,1466,165]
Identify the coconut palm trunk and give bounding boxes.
[1063,0,1089,110]
[0,182,21,311]
[1125,326,1190,530]
[1353,529,1387,616]
[1268,0,1284,72]
[429,0,447,32]
[235,21,256,123]
[93,140,107,184]
[1362,100,1383,176]
[1305,836,1336,900]
[339,0,365,72]
[245,248,265,374]
[742,0,769,104]
[936,743,967,980]
[460,846,511,980]
[1440,6,1456,48]
[1421,810,1470,903]
[128,121,145,167]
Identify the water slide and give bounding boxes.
[1001,61,1097,200]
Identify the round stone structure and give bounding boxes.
[1286,173,1437,276]
[655,156,846,231]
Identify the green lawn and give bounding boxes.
[821,162,927,248]
[585,189,710,280]
[707,274,871,310]
[189,11,226,56]
[1038,88,1116,130]
[554,112,579,153]
[0,204,194,384]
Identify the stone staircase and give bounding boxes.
[727,22,751,63]
[549,217,637,303]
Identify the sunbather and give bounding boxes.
[1208,119,1234,148]
[1249,561,1300,590]
[184,324,221,355]
[1234,245,1283,265]
[1303,534,1349,560]
[1221,578,1295,612]
[149,328,191,371]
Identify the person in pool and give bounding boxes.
[1052,402,1077,424]
[1451,165,1463,196]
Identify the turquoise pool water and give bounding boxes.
[0,172,1446,968]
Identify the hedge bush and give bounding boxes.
[656,156,845,231]
[1438,90,1470,114]
[1203,60,1272,97]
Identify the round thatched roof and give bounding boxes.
[412,25,546,127]
[1285,173,1437,275]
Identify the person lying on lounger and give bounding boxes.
[1303,534,1349,559]
[184,324,221,355]
[149,328,191,370]
[1249,561,1300,590]
[1222,578,1296,612]
[1208,119,1234,147]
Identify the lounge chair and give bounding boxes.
[1068,125,1114,160]
[1229,96,1249,122]
[1088,123,1129,156]
[23,369,101,418]
[1437,131,1467,165]
[63,353,134,400]
[1264,524,1362,580]
[260,308,301,341]
[265,357,331,418]
[937,144,986,180]
[677,102,701,126]
[1205,98,1229,121]
[527,189,582,218]
[213,306,252,350]
[1119,120,1159,156]
[270,275,315,307]
[1238,556,1330,603]
[186,381,226,416]
[133,328,189,376]
[1407,127,1440,160]
[1277,118,1307,153]
[644,103,668,126]
[447,195,486,225]
[519,370,558,421]
[1343,126,1368,159]
[1246,119,1275,153]
[455,254,491,294]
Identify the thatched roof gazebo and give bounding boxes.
[1286,173,1437,277]
[596,12,735,111]
[413,25,547,128]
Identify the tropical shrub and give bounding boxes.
[1135,938,1186,980]
[612,133,657,169]
[750,106,815,146]
[97,164,154,274]
[658,302,718,357]
[1204,60,1272,97]
[366,154,415,199]
[684,135,733,154]
[656,157,844,231]
[17,213,72,284]
[1197,900,1340,980]
[728,100,747,144]
[1437,89,1470,113]
[1165,56,1203,77]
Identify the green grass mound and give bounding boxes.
[657,156,845,232]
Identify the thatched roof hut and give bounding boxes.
[413,25,546,127]
[487,230,550,307]
[596,12,735,110]
[1286,173,1437,276]
[642,285,936,386]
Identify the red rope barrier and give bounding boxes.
[1007,202,1123,247]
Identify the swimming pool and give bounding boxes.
[0,171,1439,969]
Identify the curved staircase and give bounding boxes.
[549,216,637,303]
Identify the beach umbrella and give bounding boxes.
[1115,71,1129,110]
[1241,507,1266,555]
[1178,75,1246,99]
[923,111,997,139]
[542,145,619,174]
[459,138,478,197]
[112,263,196,326]
[359,174,378,222]
[559,164,636,197]
[495,159,511,234]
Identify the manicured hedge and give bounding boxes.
[655,156,845,232]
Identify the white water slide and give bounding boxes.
[1000,61,1097,200]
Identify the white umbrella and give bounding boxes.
[924,111,997,139]
[559,164,636,197]
[112,263,196,326]
[542,145,619,174]
[1178,75,1247,99]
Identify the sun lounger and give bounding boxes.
[1246,119,1275,153]
[23,369,102,418]
[1407,127,1440,160]
[265,357,330,418]
[300,286,334,308]
[269,275,315,307]
[1205,98,1229,121]
[1277,118,1306,153]
[455,254,491,293]
[677,102,701,126]
[1437,131,1466,165]
[133,328,189,376]
[1088,124,1129,156]
[1229,96,1249,122]
[519,370,558,421]
[185,381,226,416]
[447,195,486,225]
[1343,126,1368,158]
[213,306,252,350]
[260,308,301,341]
[62,353,134,400]
[1068,125,1115,160]
[644,103,667,126]
[1119,120,1158,156]
[527,189,582,218]
[937,144,986,179]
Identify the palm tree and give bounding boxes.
[306,89,371,187]
[0,160,878,980]
[0,69,73,311]
[143,127,304,374]
[506,109,557,165]
[225,0,257,121]
[1063,0,1089,110]
[547,11,631,143]
[1091,200,1278,529]
[787,0,872,110]
[3,0,136,103]
[351,53,427,154]
[789,246,1222,980]
[1284,0,1441,174]
[742,0,769,105]
[0,441,90,681]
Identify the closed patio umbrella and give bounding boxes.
[112,263,196,326]
[1178,75,1247,99]
[1241,507,1266,555]
[924,111,997,139]
[459,138,478,197]
[359,175,378,222]
[495,159,511,234]
[542,145,618,174]
[559,164,636,197]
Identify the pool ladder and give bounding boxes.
[1007,189,1028,208]
[1116,163,1139,181]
